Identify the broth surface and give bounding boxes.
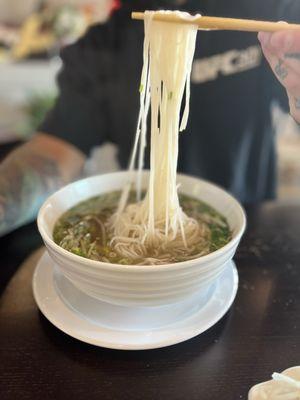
[53,191,231,265]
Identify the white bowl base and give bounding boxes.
[33,251,239,350]
[53,266,217,331]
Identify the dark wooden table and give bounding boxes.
[1,202,300,400]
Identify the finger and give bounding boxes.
[270,30,300,53]
[260,44,277,68]
[258,30,300,84]
[258,22,290,51]
[264,50,300,123]
[259,30,300,77]
[270,31,300,73]
[258,32,272,48]
[261,46,300,94]
[259,30,300,55]
[261,46,289,83]
[259,30,300,123]
[281,33,300,73]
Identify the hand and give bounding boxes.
[258,30,300,124]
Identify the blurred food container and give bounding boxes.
[48,0,112,24]
[0,59,60,143]
[0,0,40,25]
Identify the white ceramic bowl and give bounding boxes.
[38,171,246,308]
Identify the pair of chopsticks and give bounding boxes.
[131,12,300,33]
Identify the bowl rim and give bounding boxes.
[37,170,246,272]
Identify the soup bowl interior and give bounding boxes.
[38,171,246,308]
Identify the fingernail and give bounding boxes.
[270,32,293,51]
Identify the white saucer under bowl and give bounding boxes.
[33,251,238,350]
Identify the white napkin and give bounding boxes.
[249,367,300,400]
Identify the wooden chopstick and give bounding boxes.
[131,12,300,33]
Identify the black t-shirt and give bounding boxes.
[40,0,299,203]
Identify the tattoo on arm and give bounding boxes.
[0,150,64,236]
[275,59,288,80]
[285,52,300,61]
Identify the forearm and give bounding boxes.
[0,133,85,236]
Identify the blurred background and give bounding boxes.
[0,0,299,201]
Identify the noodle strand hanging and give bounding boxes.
[108,11,208,265]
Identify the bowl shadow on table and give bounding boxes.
[38,306,232,366]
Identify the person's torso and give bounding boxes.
[104,0,286,202]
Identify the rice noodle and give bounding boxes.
[108,11,210,265]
